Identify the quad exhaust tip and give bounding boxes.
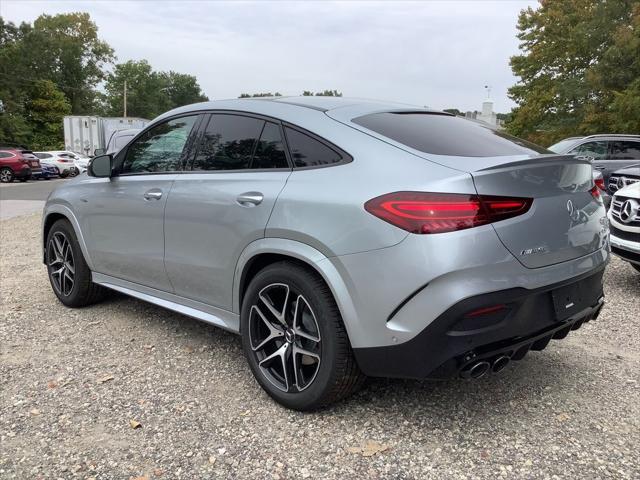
[461,360,491,379]
[491,355,511,373]
[460,355,512,379]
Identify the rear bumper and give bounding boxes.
[15,167,31,179]
[353,267,605,379]
[610,229,640,265]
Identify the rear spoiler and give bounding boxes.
[477,154,590,172]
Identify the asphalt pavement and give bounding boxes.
[0,178,66,220]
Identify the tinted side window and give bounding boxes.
[610,141,640,160]
[284,127,342,167]
[353,112,549,157]
[193,114,263,171]
[251,122,288,169]
[570,141,608,160]
[0,152,13,158]
[122,116,197,174]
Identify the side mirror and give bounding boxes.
[94,148,106,156]
[88,154,113,178]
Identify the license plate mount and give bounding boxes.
[552,282,588,320]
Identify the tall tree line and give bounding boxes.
[0,13,207,150]
[506,0,640,145]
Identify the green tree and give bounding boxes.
[22,13,114,113]
[0,13,113,146]
[0,18,32,145]
[315,89,342,97]
[506,0,639,145]
[104,60,209,119]
[104,60,169,118]
[160,71,209,107]
[26,80,71,150]
[238,92,282,98]
[302,90,342,97]
[584,3,640,133]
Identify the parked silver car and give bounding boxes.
[548,134,640,184]
[42,97,609,410]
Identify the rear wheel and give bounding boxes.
[46,219,107,307]
[0,167,14,183]
[241,262,364,410]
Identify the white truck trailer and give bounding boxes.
[63,116,149,157]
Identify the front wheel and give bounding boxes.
[46,219,107,307]
[241,262,364,411]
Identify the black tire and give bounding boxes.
[632,263,640,274]
[0,167,14,183]
[45,219,107,307]
[60,171,69,178]
[241,261,364,411]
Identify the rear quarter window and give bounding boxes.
[352,112,549,157]
[284,127,345,168]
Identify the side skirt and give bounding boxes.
[92,272,240,333]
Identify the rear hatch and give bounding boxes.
[21,151,42,172]
[468,156,604,268]
[342,110,606,269]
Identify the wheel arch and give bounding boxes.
[42,205,94,270]
[233,238,359,343]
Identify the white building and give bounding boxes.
[464,99,504,129]
[477,100,498,126]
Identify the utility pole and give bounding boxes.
[123,80,127,117]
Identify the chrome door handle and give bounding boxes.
[237,192,263,206]
[143,189,163,200]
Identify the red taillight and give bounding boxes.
[589,185,601,201]
[58,158,73,163]
[364,192,533,234]
[594,177,605,191]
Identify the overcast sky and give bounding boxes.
[1,0,538,113]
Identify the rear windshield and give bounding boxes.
[352,112,549,157]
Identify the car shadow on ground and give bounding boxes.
[92,290,607,430]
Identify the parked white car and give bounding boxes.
[33,151,78,177]
[36,150,90,175]
[608,182,640,273]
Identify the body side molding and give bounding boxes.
[93,272,240,332]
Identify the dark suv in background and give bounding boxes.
[549,134,640,183]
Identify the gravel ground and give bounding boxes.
[1,212,639,479]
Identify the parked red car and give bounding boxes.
[0,148,42,183]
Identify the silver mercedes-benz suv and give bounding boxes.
[43,97,609,410]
